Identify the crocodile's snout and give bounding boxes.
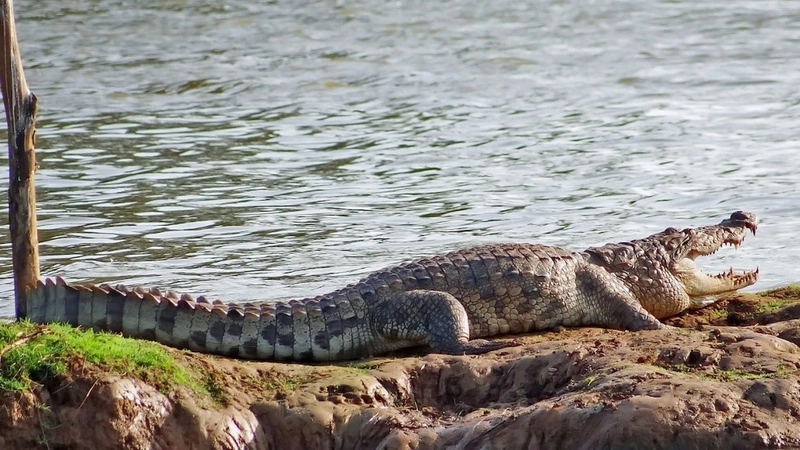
[674,211,759,301]
[720,210,758,235]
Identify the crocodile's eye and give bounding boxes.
[663,227,679,234]
[664,238,679,250]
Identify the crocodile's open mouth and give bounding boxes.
[675,222,759,301]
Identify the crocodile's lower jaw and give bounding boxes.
[674,257,759,297]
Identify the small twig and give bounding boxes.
[36,403,51,450]
[0,328,50,367]
[77,378,99,410]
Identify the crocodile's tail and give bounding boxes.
[24,277,350,362]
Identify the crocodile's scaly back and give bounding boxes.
[24,212,760,362]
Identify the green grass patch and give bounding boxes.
[756,299,796,314]
[707,307,728,320]
[759,284,800,299]
[705,367,781,382]
[711,369,762,382]
[202,373,227,404]
[580,373,602,389]
[0,321,199,395]
[246,370,318,396]
[661,363,791,382]
[341,361,383,374]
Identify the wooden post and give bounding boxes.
[1,0,40,318]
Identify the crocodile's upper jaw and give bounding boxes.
[671,211,759,299]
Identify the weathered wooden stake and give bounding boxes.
[1,0,40,318]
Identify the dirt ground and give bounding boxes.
[1,288,799,450]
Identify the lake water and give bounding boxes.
[1,0,798,317]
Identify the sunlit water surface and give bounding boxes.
[1,0,798,317]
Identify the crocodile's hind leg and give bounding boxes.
[372,290,512,355]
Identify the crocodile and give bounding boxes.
[23,211,759,362]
